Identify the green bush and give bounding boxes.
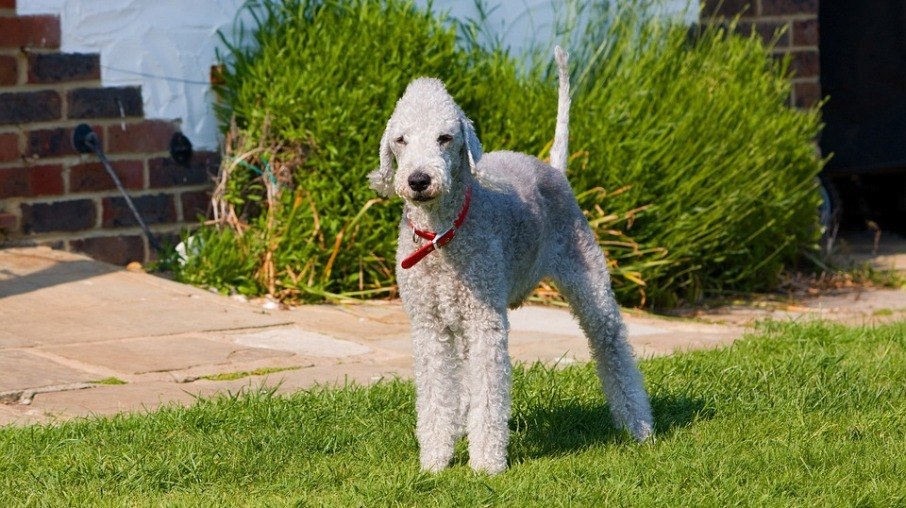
[177,0,823,308]
[180,0,476,299]
[562,9,824,306]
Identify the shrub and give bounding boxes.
[180,0,479,299]
[561,7,824,306]
[177,0,823,308]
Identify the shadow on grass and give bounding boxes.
[509,392,712,461]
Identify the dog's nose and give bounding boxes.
[408,171,431,192]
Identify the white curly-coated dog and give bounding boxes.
[369,47,653,474]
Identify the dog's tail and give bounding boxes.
[550,45,570,173]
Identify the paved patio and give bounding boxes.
[1,246,903,426]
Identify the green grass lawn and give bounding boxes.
[2,320,904,506]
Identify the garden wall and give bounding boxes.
[0,0,218,264]
[703,0,820,108]
[2,0,815,268]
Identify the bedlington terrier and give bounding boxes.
[369,47,653,474]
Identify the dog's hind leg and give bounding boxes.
[549,226,653,441]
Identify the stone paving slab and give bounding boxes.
[0,249,115,293]
[0,349,95,392]
[28,381,207,421]
[693,287,906,327]
[508,331,592,364]
[835,233,906,273]
[0,246,903,427]
[285,303,412,341]
[229,327,373,358]
[0,403,47,426]
[45,335,293,375]
[0,248,292,347]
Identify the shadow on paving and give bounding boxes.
[0,259,119,300]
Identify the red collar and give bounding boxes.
[401,186,472,269]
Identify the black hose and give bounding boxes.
[72,124,163,253]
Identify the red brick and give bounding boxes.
[21,199,96,233]
[0,211,16,231]
[102,193,176,228]
[755,20,790,48]
[0,167,26,197]
[793,81,821,109]
[107,120,178,154]
[0,164,62,198]
[736,19,790,48]
[69,160,143,193]
[789,49,820,78]
[70,235,145,265]
[180,190,210,221]
[28,126,101,159]
[27,52,100,84]
[0,131,19,163]
[0,0,15,9]
[792,18,818,47]
[29,164,64,196]
[762,0,817,15]
[149,151,218,188]
[701,0,754,17]
[67,86,143,119]
[0,90,61,124]
[0,15,60,49]
[0,54,17,86]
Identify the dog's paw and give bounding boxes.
[469,456,507,475]
[627,419,654,442]
[420,453,452,473]
[420,462,449,473]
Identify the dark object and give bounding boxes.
[820,1,906,174]
[818,176,841,252]
[819,1,906,234]
[71,123,162,252]
[71,123,95,154]
[169,132,193,167]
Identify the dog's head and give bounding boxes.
[368,78,483,206]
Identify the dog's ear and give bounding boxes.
[459,114,483,175]
[368,120,396,197]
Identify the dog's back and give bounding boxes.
[467,45,575,305]
[473,150,584,307]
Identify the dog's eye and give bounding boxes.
[437,134,453,145]
[394,136,407,145]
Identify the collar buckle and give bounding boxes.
[401,186,472,269]
[432,227,455,248]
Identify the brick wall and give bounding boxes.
[0,0,217,265]
[702,0,821,109]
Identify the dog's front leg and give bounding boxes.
[412,324,461,472]
[464,306,512,474]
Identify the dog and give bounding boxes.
[368,47,653,474]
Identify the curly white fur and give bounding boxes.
[369,47,653,475]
